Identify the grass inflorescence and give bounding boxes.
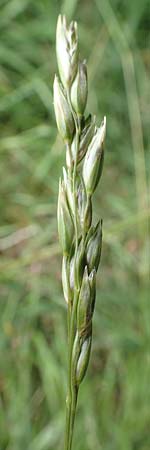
[54,14,106,450]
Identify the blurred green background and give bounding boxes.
[0,0,150,449]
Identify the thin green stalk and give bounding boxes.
[65,94,80,449]
[68,386,78,450]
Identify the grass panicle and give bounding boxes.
[53,14,106,450]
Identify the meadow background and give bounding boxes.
[0,0,150,449]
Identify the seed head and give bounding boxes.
[76,335,92,385]
[53,75,75,143]
[69,239,85,291]
[82,196,92,233]
[56,15,78,89]
[83,117,106,195]
[54,13,107,423]
[77,176,86,226]
[71,115,96,165]
[62,256,72,304]
[77,266,92,334]
[86,220,102,272]
[89,268,96,315]
[63,167,74,214]
[57,179,74,256]
[71,60,88,116]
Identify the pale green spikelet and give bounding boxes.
[56,15,78,89]
[83,117,106,195]
[71,60,88,116]
[86,220,103,272]
[57,178,74,256]
[54,75,75,143]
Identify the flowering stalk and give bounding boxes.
[53,14,106,450]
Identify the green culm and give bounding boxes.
[53,14,106,450]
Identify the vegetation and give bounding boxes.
[0,1,149,449]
